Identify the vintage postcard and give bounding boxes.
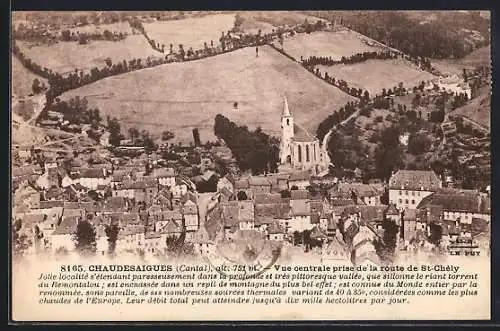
[10,10,491,321]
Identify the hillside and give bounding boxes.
[317,59,435,95]
[307,11,490,60]
[60,45,355,143]
[433,45,491,76]
[11,54,47,98]
[143,13,236,51]
[447,87,490,130]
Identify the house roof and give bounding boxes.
[63,208,83,218]
[417,189,485,214]
[268,222,284,235]
[192,226,213,244]
[310,226,328,240]
[289,170,311,182]
[119,225,145,238]
[63,201,80,210]
[39,200,64,209]
[403,208,417,221]
[291,189,309,200]
[389,170,441,191]
[342,205,387,223]
[80,168,107,179]
[234,179,249,190]
[255,201,291,220]
[238,200,254,221]
[182,200,198,215]
[290,199,310,216]
[52,216,79,235]
[106,196,127,209]
[153,167,175,178]
[221,201,239,227]
[21,213,46,224]
[248,176,271,186]
[386,204,399,216]
[337,182,384,198]
[161,220,182,234]
[293,124,316,143]
[254,193,282,205]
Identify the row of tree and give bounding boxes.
[214,114,279,175]
[61,29,128,44]
[316,101,358,142]
[301,51,399,67]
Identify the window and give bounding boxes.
[399,191,402,195]
[287,119,290,126]
[306,145,310,162]
[417,191,420,196]
[405,199,409,204]
[411,200,415,205]
[405,191,409,196]
[297,145,302,163]
[399,199,402,204]
[411,191,415,196]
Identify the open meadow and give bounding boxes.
[432,45,491,76]
[236,11,324,34]
[317,59,436,95]
[17,35,159,75]
[143,13,236,51]
[12,54,47,98]
[60,45,355,143]
[282,30,385,61]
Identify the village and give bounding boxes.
[11,11,491,267]
[11,96,491,266]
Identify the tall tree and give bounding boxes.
[73,218,97,256]
[104,221,120,256]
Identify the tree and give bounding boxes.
[237,191,248,201]
[374,219,399,264]
[12,219,29,256]
[280,190,291,198]
[429,222,443,246]
[192,128,201,147]
[32,78,43,94]
[105,221,120,256]
[73,218,97,256]
[162,130,175,142]
[128,127,140,144]
[107,116,122,146]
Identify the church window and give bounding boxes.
[306,145,310,162]
[298,145,302,163]
[287,119,290,126]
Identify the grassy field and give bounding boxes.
[143,13,236,51]
[236,11,324,34]
[433,45,491,76]
[317,59,436,95]
[18,35,158,75]
[60,45,355,143]
[282,30,385,61]
[11,54,47,98]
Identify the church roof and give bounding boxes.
[282,96,291,117]
[293,124,317,143]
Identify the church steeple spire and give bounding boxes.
[282,96,291,117]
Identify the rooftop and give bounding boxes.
[389,170,441,191]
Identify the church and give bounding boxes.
[279,97,331,175]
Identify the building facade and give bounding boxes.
[279,97,330,175]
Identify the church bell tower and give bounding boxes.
[280,96,294,164]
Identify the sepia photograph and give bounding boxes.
[10,10,492,321]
